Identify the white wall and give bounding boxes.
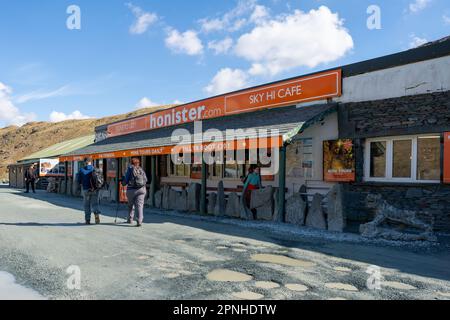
[336,55,450,103]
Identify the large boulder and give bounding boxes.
[162,185,170,210]
[305,194,327,230]
[168,189,179,210]
[285,193,307,226]
[240,194,253,220]
[250,186,274,221]
[225,192,241,218]
[207,193,217,215]
[187,183,201,212]
[175,190,188,212]
[326,184,346,232]
[272,188,281,222]
[154,190,163,209]
[214,181,226,216]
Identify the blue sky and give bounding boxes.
[0,0,449,127]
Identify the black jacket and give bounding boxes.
[25,167,37,181]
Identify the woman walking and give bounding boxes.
[123,157,148,227]
[243,165,262,219]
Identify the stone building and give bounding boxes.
[56,36,450,233]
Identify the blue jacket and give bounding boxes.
[77,165,94,191]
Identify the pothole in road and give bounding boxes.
[285,283,309,292]
[206,269,253,282]
[251,254,316,267]
[437,291,450,298]
[325,283,359,292]
[232,291,264,300]
[254,281,280,289]
[382,281,417,290]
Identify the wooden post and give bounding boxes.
[277,145,287,222]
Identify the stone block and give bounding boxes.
[214,181,226,216]
[326,184,346,232]
[306,193,327,230]
[207,193,217,215]
[188,183,201,212]
[285,193,307,226]
[225,192,241,218]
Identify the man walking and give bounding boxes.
[24,163,38,193]
[77,157,102,225]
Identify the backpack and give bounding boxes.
[90,168,104,191]
[129,167,147,188]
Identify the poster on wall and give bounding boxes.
[40,159,65,177]
[444,132,450,184]
[323,139,356,182]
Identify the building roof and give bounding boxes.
[63,104,335,158]
[20,135,95,162]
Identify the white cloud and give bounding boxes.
[208,37,234,55]
[0,82,36,127]
[409,0,432,13]
[235,6,354,76]
[443,14,450,25]
[15,85,72,104]
[204,68,248,95]
[250,5,270,25]
[127,3,158,35]
[199,0,259,33]
[49,110,91,123]
[165,29,204,56]
[409,34,428,48]
[173,100,184,105]
[135,97,159,109]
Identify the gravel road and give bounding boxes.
[0,187,449,300]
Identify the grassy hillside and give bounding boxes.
[0,105,174,181]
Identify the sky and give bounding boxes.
[0,0,449,127]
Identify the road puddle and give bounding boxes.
[232,291,264,300]
[334,267,352,272]
[254,281,280,289]
[0,271,45,300]
[382,281,417,290]
[251,254,316,267]
[325,282,359,292]
[285,283,309,292]
[206,269,253,282]
[437,291,450,298]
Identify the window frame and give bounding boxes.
[364,134,441,184]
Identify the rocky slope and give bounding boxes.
[0,105,173,181]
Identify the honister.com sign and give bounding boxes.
[107,69,342,137]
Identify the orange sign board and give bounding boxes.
[107,69,341,138]
[444,132,450,184]
[225,70,341,115]
[59,136,282,162]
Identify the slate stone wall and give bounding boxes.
[338,91,450,231]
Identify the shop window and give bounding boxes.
[167,156,190,177]
[417,136,441,181]
[365,135,441,183]
[369,141,386,178]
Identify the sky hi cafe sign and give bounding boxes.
[107,69,342,138]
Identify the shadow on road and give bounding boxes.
[5,187,450,283]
